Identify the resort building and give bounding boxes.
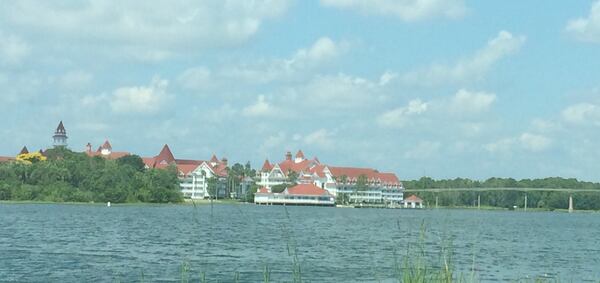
[143,144,228,199]
[258,150,404,204]
[254,183,335,206]
[404,195,424,208]
[84,140,130,160]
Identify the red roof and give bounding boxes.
[261,159,273,172]
[142,157,155,167]
[156,144,176,164]
[258,187,270,193]
[285,183,332,196]
[142,145,228,177]
[177,164,200,175]
[0,156,14,163]
[86,150,130,160]
[101,140,112,150]
[278,158,320,175]
[405,195,423,202]
[328,166,401,185]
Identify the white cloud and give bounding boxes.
[404,141,441,159]
[302,73,382,109]
[565,1,600,43]
[450,89,496,114]
[519,133,552,152]
[59,70,93,90]
[562,103,600,125]
[402,30,526,86]
[484,137,516,154]
[377,99,428,128]
[110,77,169,114]
[0,31,31,65]
[303,129,335,149]
[242,95,274,117]
[259,131,288,154]
[485,133,552,153]
[220,36,348,84]
[379,71,398,86]
[320,0,466,22]
[177,66,213,91]
[0,1,291,60]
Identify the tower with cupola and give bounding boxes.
[53,121,68,148]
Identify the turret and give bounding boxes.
[53,121,68,148]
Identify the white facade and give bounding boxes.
[257,165,287,189]
[179,163,225,199]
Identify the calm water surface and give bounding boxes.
[0,203,599,282]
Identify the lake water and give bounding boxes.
[1,203,599,282]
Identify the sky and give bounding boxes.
[2,0,600,181]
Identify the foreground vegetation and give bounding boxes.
[0,148,182,203]
[405,177,600,210]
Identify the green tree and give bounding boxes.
[271,184,287,193]
[206,176,218,199]
[355,174,369,191]
[116,155,146,172]
[287,170,299,185]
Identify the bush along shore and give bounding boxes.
[0,148,182,203]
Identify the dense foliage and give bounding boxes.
[0,148,183,203]
[404,177,600,210]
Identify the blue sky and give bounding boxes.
[2,0,600,181]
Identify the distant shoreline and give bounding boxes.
[2,200,599,212]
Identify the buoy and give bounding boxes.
[107,202,111,207]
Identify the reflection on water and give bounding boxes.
[0,204,599,282]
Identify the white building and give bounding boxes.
[143,145,228,199]
[403,195,424,208]
[258,150,404,204]
[254,183,335,206]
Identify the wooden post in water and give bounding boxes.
[568,194,574,213]
[524,194,528,212]
[435,195,438,209]
[477,194,480,210]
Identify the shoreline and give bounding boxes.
[2,200,599,212]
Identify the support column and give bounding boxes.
[477,194,481,210]
[569,194,573,213]
[524,194,528,212]
[435,195,438,209]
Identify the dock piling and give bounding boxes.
[569,194,573,213]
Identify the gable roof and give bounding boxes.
[142,145,228,177]
[262,159,273,172]
[101,140,112,150]
[285,183,332,196]
[55,121,66,133]
[19,146,29,155]
[156,144,176,164]
[405,195,423,202]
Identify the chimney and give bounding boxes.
[221,157,228,167]
[285,151,292,161]
[86,143,92,153]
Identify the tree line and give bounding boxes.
[403,177,600,210]
[0,148,182,203]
